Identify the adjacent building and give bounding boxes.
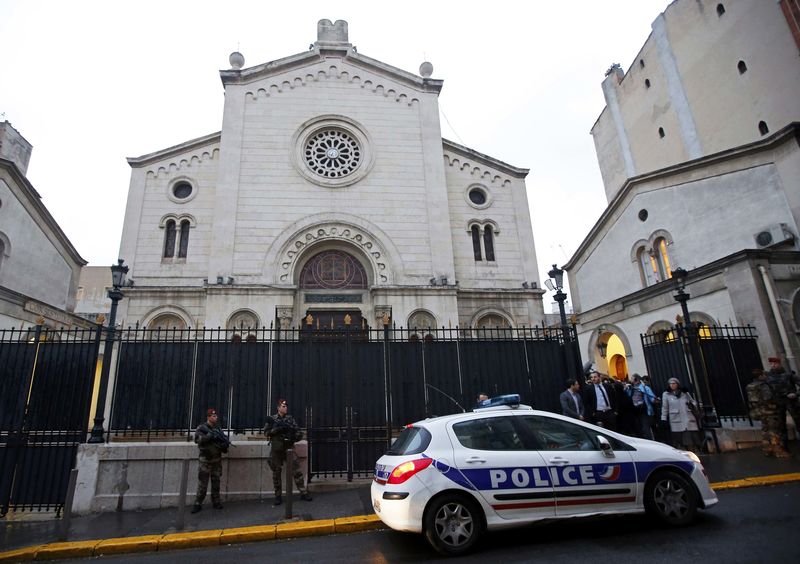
[117,20,544,332]
[566,0,800,377]
[0,121,89,330]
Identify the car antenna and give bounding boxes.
[425,383,466,412]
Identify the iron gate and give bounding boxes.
[106,324,581,480]
[0,326,100,515]
[641,324,762,419]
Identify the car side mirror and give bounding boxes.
[597,435,615,458]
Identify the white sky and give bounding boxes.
[0,0,670,307]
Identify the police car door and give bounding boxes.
[449,414,555,521]
[517,414,637,517]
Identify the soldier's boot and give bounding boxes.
[212,500,223,509]
[273,494,283,506]
[774,448,791,458]
[191,503,202,513]
[300,492,312,501]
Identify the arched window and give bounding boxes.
[475,313,512,338]
[645,78,651,88]
[178,219,190,258]
[483,225,496,261]
[653,237,672,281]
[299,249,368,289]
[637,246,658,287]
[658,127,665,138]
[737,60,747,74]
[148,313,186,330]
[758,121,769,135]
[471,225,482,261]
[163,220,176,258]
[408,310,436,341]
[716,3,725,17]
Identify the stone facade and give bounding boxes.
[592,0,800,202]
[117,20,544,331]
[568,0,800,378]
[0,122,89,330]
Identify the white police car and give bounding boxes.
[371,395,718,556]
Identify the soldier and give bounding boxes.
[766,356,800,446]
[747,369,790,458]
[264,398,311,506]
[191,408,227,513]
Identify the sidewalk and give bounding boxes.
[2,446,800,561]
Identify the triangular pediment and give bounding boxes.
[220,47,442,95]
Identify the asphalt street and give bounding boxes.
[58,482,800,563]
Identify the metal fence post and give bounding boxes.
[285,448,293,519]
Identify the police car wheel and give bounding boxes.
[423,494,483,556]
[644,470,698,526]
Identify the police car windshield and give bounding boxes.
[386,426,431,455]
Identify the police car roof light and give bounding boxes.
[476,394,521,409]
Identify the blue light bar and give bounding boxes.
[476,394,520,409]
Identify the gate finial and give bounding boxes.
[305,313,313,326]
[344,314,352,325]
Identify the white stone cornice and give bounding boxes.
[127,132,221,169]
[442,139,528,182]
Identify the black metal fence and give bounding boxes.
[641,324,761,421]
[0,326,100,515]
[106,324,580,480]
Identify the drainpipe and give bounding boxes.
[758,265,797,373]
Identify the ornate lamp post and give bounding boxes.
[88,259,128,443]
[671,267,717,427]
[545,264,579,378]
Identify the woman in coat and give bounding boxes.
[661,377,703,452]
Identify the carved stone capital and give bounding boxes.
[276,306,294,330]
[375,305,392,328]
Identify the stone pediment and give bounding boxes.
[220,48,442,98]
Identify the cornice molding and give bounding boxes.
[443,138,528,182]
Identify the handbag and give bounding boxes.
[687,397,703,429]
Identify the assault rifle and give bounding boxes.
[208,426,234,452]
[264,415,299,442]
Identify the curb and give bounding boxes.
[3,473,800,562]
[0,514,386,562]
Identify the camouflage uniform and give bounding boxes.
[194,422,225,506]
[747,377,790,458]
[766,367,800,445]
[264,413,308,499]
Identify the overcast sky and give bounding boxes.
[0,0,670,308]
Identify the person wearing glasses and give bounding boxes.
[264,398,312,506]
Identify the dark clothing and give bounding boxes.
[194,422,224,505]
[559,389,584,419]
[264,412,307,496]
[748,377,790,457]
[583,382,617,430]
[767,367,800,442]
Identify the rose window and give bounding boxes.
[304,129,362,178]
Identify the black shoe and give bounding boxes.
[213,502,223,509]
[190,504,202,514]
[273,495,283,506]
[300,492,312,501]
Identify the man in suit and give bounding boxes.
[560,379,585,420]
[583,370,617,430]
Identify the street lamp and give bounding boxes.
[546,264,579,379]
[596,340,608,359]
[88,259,128,443]
[671,266,717,428]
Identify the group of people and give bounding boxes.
[191,398,312,514]
[560,367,704,452]
[747,357,800,458]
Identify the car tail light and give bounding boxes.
[387,458,433,484]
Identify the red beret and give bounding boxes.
[207,408,217,416]
[768,357,781,363]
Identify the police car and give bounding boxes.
[371,395,718,556]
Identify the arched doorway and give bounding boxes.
[298,248,369,336]
[596,331,628,381]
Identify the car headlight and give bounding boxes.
[680,450,701,464]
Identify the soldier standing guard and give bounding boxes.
[747,369,790,458]
[191,408,227,513]
[264,398,312,506]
